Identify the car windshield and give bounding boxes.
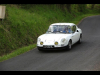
[46,25,72,34]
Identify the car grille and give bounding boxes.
[43,45,54,48]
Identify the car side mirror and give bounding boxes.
[77,30,79,32]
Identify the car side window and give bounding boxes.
[71,25,76,33]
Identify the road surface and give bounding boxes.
[0,15,100,71]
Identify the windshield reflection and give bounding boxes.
[46,25,72,34]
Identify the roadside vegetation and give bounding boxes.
[0,4,100,62]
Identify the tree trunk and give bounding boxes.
[91,4,95,9]
[66,4,71,13]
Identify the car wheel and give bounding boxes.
[67,40,72,50]
[78,34,82,44]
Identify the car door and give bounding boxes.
[71,25,80,44]
[75,27,80,42]
[72,32,76,44]
[74,30,80,43]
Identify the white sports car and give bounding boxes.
[37,23,82,51]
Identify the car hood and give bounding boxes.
[39,33,70,41]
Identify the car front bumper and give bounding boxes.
[37,45,68,50]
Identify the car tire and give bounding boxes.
[78,34,82,44]
[67,40,72,50]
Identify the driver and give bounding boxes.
[63,27,69,33]
[63,26,71,33]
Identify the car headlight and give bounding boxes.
[40,41,43,45]
[61,38,66,43]
[55,42,58,45]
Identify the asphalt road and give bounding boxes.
[0,15,100,71]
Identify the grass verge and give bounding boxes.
[0,44,36,62]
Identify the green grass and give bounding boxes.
[0,4,100,62]
[0,44,36,62]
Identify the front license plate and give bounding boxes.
[43,45,54,48]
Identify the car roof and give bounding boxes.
[50,23,75,26]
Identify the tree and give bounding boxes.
[66,4,71,13]
[91,4,95,9]
[77,4,86,12]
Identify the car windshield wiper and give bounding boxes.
[53,31,63,33]
[47,31,51,32]
[56,31,61,32]
[46,31,54,33]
